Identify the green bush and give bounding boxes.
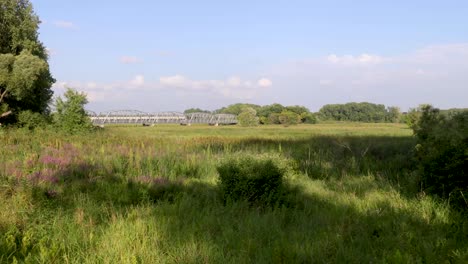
[217,155,286,207]
[300,112,318,124]
[278,110,300,127]
[17,110,49,130]
[53,88,94,134]
[237,107,259,127]
[413,105,468,209]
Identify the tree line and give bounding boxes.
[183,102,402,126]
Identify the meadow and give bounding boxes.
[1,123,467,263]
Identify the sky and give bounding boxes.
[32,0,468,112]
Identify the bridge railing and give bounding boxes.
[88,110,237,125]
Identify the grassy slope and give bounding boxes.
[0,123,467,263]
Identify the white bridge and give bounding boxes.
[87,110,238,126]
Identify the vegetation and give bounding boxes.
[183,108,211,114]
[1,1,466,263]
[0,0,54,126]
[319,102,401,123]
[413,105,468,208]
[237,107,259,127]
[1,123,467,263]
[53,88,94,134]
[217,154,286,207]
[278,110,301,127]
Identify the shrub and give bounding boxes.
[413,105,468,209]
[217,155,286,207]
[17,110,49,130]
[237,107,259,127]
[53,88,94,134]
[300,112,318,124]
[278,110,300,127]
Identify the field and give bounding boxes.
[1,123,467,263]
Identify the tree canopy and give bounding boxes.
[318,102,400,123]
[0,0,54,125]
[53,88,93,134]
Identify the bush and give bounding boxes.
[17,110,49,130]
[278,110,300,127]
[237,107,259,127]
[53,88,94,134]
[300,112,318,124]
[217,155,286,207]
[413,105,468,209]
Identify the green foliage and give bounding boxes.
[17,110,48,130]
[285,105,310,115]
[413,105,468,209]
[278,110,300,126]
[53,88,93,134]
[268,112,281,124]
[319,102,393,122]
[404,105,428,128]
[300,111,318,124]
[0,0,54,125]
[217,103,261,115]
[386,106,401,123]
[217,155,285,207]
[237,107,259,127]
[216,103,315,125]
[183,108,211,114]
[257,103,285,119]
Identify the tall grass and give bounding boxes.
[0,123,466,263]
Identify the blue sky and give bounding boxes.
[33,0,468,112]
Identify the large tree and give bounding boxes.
[0,0,54,125]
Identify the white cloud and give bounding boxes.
[53,20,77,29]
[130,75,145,87]
[257,78,273,88]
[120,56,141,64]
[319,79,333,86]
[52,74,272,105]
[327,53,384,66]
[159,75,188,88]
[51,43,468,111]
[45,47,57,56]
[51,75,149,102]
[159,75,272,99]
[269,43,468,110]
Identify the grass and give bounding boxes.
[0,123,467,263]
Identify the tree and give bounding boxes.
[278,110,300,127]
[413,105,468,208]
[319,102,389,122]
[404,104,431,129]
[300,112,317,124]
[237,107,259,127]
[53,88,93,134]
[183,108,210,114]
[386,106,401,123]
[0,0,54,125]
[217,103,261,115]
[268,113,281,124]
[285,105,310,115]
[257,103,284,120]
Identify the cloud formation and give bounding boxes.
[270,43,468,110]
[120,56,142,64]
[52,74,273,104]
[159,75,272,99]
[326,54,385,66]
[53,20,77,29]
[51,43,467,112]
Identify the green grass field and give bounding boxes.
[1,123,467,263]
